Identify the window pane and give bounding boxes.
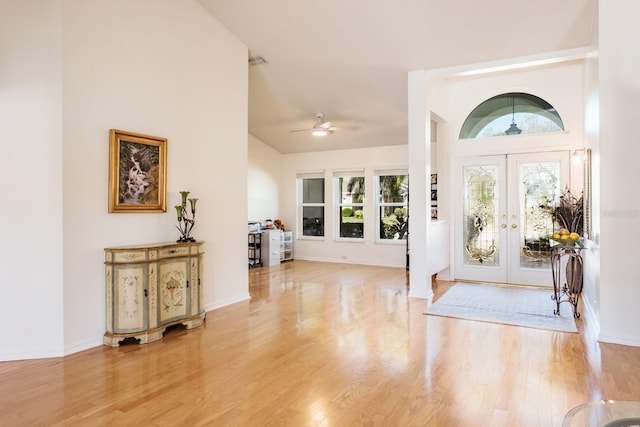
[459,92,564,139]
[379,175,408,203]
[340,206,364,238]
[339,177,365,203]
[303,178,324,203]
[379,206,408,240]
[302,206,324,236]
[477,113,563,138]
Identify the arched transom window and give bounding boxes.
[459,92,564,139]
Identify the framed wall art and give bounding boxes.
[108,129,167,213]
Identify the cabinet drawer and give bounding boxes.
[111,250,147,263]
[158,246,190,258]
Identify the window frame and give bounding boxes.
[297,172,325,240]
[374,170,409,244]
[333,171,365,241]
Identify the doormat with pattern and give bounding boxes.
[424,282,578,333]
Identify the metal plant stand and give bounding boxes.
[551,245,584,318]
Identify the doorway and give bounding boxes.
[454,151,570,286]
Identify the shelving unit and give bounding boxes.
[280,231,293,262]
[430,174,438,219]
[248,232,262,268]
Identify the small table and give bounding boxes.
[551,244,584,318]
[563,400,640,426]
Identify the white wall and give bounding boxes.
[62,0,249,354]
[443,62,586,158]
[0,0,64,360]
[0,0,250,360]
[248,134,282,223]
[581,15,601,337]
[407,71,433,298]
[598,0,640,346]
[280,145,408,268]
[423,60,587,288]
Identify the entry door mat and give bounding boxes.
[424,283,578,333]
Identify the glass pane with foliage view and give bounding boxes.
[338,176,364,238]
[378,175,408,240]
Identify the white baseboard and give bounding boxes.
[1,349,63,362]
[598,333,640,347]
[292,256,405,269]
[64,339,104,356]
[204,293,250,312]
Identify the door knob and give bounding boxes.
[511,224,517,228]
[501,224,507,228]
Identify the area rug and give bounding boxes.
[424,282,578,333]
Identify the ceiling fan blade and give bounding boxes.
[329,125,360,131]
[290,129,312,133]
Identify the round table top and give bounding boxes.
[563,400,640,427]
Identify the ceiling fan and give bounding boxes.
[291,113,345,136]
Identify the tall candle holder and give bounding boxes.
[175,190,198,242]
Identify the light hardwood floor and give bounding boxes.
[1,260,640,426]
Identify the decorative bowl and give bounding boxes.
[551,237,582,247]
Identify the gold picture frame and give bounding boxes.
[108,129,167,213]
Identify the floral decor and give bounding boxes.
[554,187,583,235]
[551,187,583,246]
[175,190,198,242]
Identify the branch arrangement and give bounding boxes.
[175,190,198,242]
[554,187,583,235]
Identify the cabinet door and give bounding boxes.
[158,258,190,325]
[113,265,147,333]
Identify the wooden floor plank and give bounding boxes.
[1,260,640,426]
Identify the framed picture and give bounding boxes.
[431,174,437,185]
[431,208,438,219]
[431,190,437,201]
[108,129,167,213]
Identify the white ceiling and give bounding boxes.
[198,0,597,154]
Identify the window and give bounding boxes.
[375,171,408,241]
[298,173,325,237]
[334,172,365,239]
[459,92,564,139]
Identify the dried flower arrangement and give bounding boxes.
[554,187,584,235]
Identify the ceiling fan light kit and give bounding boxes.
[291,112,334,136]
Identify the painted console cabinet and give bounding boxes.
[104,241,205,346]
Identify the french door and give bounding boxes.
[455,151,570,286]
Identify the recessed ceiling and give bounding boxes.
[198,0,597,154]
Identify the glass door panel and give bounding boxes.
[519,161,559,268]
[455,155,507,284]
[508,152,569,286]
[463,165,500,267]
